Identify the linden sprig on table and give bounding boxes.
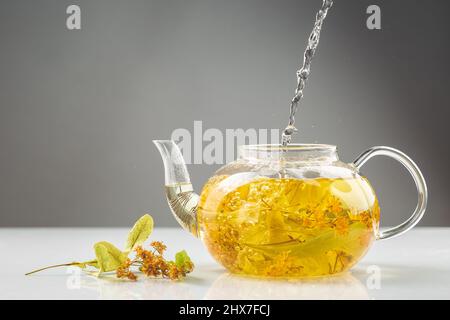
[26,214,194,281]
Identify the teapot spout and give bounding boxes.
[153,140,199,237]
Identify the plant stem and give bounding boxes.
[25,262,79,276]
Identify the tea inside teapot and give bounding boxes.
[197,172,380,277]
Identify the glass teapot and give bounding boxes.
[154,141,427,277]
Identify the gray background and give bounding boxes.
[0,0,448,227]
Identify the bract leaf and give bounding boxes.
[175,250,192,270]
[124,214,154,253]
[94,241,127,273]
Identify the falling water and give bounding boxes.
[281,0,334,146]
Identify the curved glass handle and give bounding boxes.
[353,146,428,240]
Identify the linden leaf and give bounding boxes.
[124,214,154,253]
[175,250,192,270]
[94,241,127,273]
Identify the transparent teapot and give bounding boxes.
[154,141,427,277]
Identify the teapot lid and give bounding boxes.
[239,144,338,163]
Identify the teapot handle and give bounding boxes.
[352,146,428,240]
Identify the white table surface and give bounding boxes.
[0,227,449,300]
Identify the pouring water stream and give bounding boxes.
[279,0,333,178]
[281,0,334,147]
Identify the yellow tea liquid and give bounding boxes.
[197,175,380,277]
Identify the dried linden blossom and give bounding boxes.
[26,214,194,281]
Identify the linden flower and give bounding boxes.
[265,251,291,277]
[328,196,343,214]
[116,259,137,281]
[116,243,194,281]
[302,217,315,228]
[312,209,329,228]
[150,241,167,255]
[358,210,372,228]
[334,215,349,235]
